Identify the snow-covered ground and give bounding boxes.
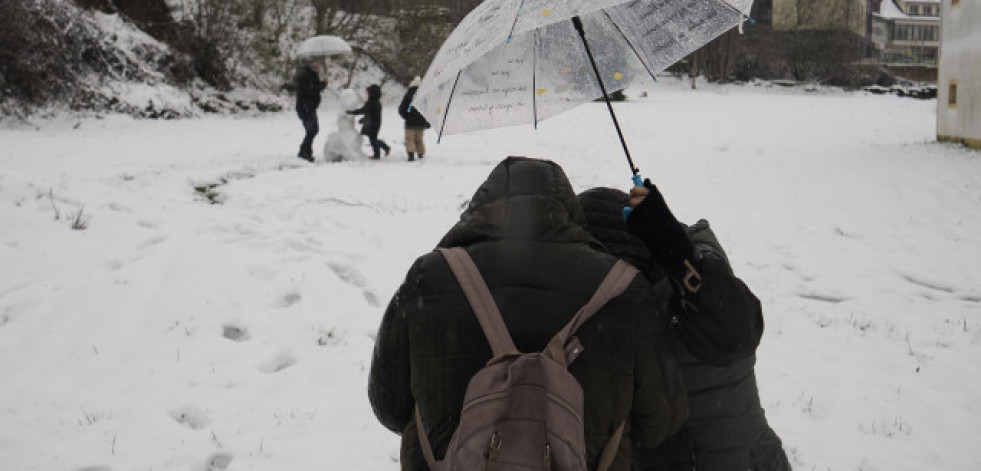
[1,79,979,471]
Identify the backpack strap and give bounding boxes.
[545,260,638,367]
[596,421,626,471]
[436,247,518,358]
[415,405,440,471]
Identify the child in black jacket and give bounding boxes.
[347,84,390,159]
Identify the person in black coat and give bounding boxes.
[369,157,688,471]
[577,186,791,471]
[294,60,327,162]
[347,84,390,159]
[398,76,430,162]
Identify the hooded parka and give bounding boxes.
[398,85,430,130]
[369,157,687,471]
[577,188,790,471]
[294,64,325,113]
[348,84,383,138]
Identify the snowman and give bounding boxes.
[323,89,369,162]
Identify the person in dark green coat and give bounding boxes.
[368,157,687,471]
[577,186,791,471]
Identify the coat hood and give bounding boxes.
[366,84,382,101]
[578,187,733,280]
[577,187,654,275]
[438,157,600,248]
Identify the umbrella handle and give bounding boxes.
[623,173,645,220]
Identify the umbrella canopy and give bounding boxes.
[296,35,353,59]
[413,0,753,174]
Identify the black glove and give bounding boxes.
[626,179,700,291]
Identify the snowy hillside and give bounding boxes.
[1,78,980,471]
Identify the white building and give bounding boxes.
[871,0,941,63]
[937,0,980,149]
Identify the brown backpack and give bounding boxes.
[415,247,639,471]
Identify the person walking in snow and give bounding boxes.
[294,60,328,162]
[368,157,688,471]
[398,76,430,162]
[577,185,791,471]
[347,84,390,159]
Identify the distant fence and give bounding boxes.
[881,64,938,83]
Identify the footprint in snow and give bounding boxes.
[222,323,250,342]
[363,290,381,307]
[329,261,380,306]
[139,235,167,249]
[284,237,321,252]
[105,202,131,213]
[258,353,296,373]
[798,293,847,304]
[205,453,233,471]
[327,261,366,288]
[275,291,302,308]
[902,274,955,294]
[169,404,210,430]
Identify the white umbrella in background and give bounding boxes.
[413,0,754,182]
[296,35,353,59]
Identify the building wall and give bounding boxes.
[938,0,981,148]
[773,0,867,35]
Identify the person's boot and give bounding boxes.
[417,154,424,159]
[408,152,415,162]
[384,147,391,157]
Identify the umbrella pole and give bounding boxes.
[437,71,463,144]
[572,16,641,182]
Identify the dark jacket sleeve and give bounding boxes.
[347,103,368,115]
[398,90,413,120]
[669,220,764,366]
[295,69,326,101]
[312,78,327,95]
[367,258,421,433]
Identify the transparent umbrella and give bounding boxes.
[413,0,753,181]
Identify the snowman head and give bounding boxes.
[338,89,360,111]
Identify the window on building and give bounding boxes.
[949,82,958,108]
[952,0,960,7]
[894,24,911,40]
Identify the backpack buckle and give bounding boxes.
[490,431,502,451]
